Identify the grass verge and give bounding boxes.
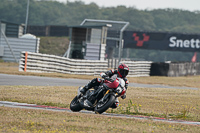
[0,86,199,122]
[0,107,200,133]
[1,62,200,132]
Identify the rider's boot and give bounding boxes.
[80,85,88,95]
[110,98,119,109]
[80,78,101,94]
[80,83,92,95]
[81,78,103,108]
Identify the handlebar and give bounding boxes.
[103,76,115,82]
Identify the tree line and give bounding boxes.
[1,0,200,34]
[0,0,199,62]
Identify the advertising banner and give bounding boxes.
[123,31,200,52]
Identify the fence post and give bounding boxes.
[24,52,28,72]
[111,58,113,68]
[115,58,117,69]
[108,59,110,68]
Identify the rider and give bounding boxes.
[80,63,129,109]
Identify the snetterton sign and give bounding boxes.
[123,31,200,52]
[169,36,200,49]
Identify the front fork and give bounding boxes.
[105,90,110,95]
[100,89,115,103]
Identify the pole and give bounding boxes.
[24,0,30,34]
[0,21,1,45]
[118,22,129,64]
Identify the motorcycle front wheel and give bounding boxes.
[70,96,83,112]
[94,94,115,114]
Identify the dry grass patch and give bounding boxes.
[0,107,199,133]
[0,86,76,108]
[130,76,200,88]
[112,87,200,121]
[0,86,199,122]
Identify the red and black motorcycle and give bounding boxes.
[70,76,126,114]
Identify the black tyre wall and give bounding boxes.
[70,96,83,112]
[94,94,115,114]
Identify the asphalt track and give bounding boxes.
[0,73,199,126]
[0,74,198,90]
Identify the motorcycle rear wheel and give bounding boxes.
[94,94,115,114]
[70,96,83,112]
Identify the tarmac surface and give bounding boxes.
[0,74,198,90]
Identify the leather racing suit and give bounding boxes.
[82,69,129,108]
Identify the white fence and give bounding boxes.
[19,51,108,75]
[121,60,152,77]
[19,51,152,77]
[108,59,152,77]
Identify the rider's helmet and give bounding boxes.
[117,63,129,78]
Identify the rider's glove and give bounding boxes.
[100,72,107,78]
[121,94,126,99]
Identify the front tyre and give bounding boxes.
[70,96,83,112]
[94,94,115,114]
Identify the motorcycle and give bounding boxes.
[70,76,126,114]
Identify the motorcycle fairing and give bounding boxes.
[104,78,119,88]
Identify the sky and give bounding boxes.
[56,0,200,12]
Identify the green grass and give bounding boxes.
[39,37,69,56]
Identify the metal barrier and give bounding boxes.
[19,51,108,75]
[19,51,152,77]
[120,60,152,77]
[0,32,40,62]
[108,59,152,77]
[150,62,200,77]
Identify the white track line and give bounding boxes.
[0,101,199,126]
